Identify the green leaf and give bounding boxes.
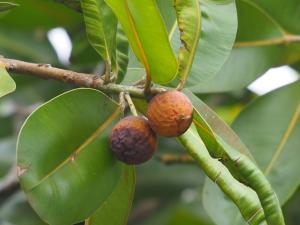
[85,165,135,225]
[0,28,59,63]
[292,62,300,72]
[53,0,81,12]
[203,179,245,225]
[132,94,272,224]
[156,0,176,33]
[81,0,117,66]
[194,0,300,93]
[136,159,204,199]
[0,113,14,138]
[183,90,285,225]
[104,0,178,84]
[178,127,264,225]
[0,66,16,98]
[181,0,237,91]
[155,0,237,89]
[121,67,144,85]
[0,191,47,225]
[0,0,81,30]
[0,191,46,225]
[202,82,300,225]
[174,0,201,87]
[114,26,129,83]
[133,192,214,225]
[183,89,253,161]
[232,81,300,205]
[17,88,123,225]
[0,2,19,12]
[283,188,300,225]
[70,31,102,68]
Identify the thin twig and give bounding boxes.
[119,92,127,112]
[0,57,165,98]
[124,93,138,116]
[133,78,146,87]
[156,153,194,165]
[0,166,19,203]
[176,80,185,91]
[128,198,163,225]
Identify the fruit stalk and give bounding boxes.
[124,93,138,116]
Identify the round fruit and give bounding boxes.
[109,116,157,165]
[146,90,193,137]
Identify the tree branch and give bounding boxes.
[0,57,165,98]
[156,153,194,165]
[0,166,19,203]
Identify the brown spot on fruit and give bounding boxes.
[109,116,157,165]
[146,90,193,137]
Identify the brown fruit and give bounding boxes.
[109,116,157,165]
[146,90,193,137]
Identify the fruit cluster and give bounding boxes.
[109,90,193,165]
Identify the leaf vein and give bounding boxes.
[265,104,300,175]
[27,107,121,192]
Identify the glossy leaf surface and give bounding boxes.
[232,81,300,204]
[181,0,237,90]
[81,0,117,65]
[0,66,16,98]
[86,165,135,225]
[203,179,246,225]
[183,89,253,161]
[0,28,58,63]
[174,0,201,86]
[17,88,123,225]
[125,0,237,89]
[0,2,18,12]
[203,82,300,225]
[194,0,300,93]
[114,26,129,83]
[0,0,81,30]
[178,127,264,225]
[182,90,284,224]
[105,0,178,84]
[0,191,47,225]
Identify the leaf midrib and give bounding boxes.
[95,0,112,62]
[124,0,150,76]
[178,0,201,82]
[85,167,135,225]
[26,107,121,192]
[264,104,300,175]
[234,0,300,47]
[82,0,111,62]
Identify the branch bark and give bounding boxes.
[0,57,165,98]
[0,166,19,203]
[156,153,194,164]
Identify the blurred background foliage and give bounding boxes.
[0,0,299,225]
